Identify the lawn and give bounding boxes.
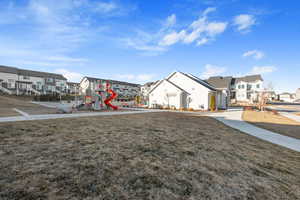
[243,110,300,140]
[0,112,300,199]
[0,95,58,116]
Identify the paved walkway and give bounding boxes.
[280,112,300,123]
[206,110,300,152]
[0,110,161,123]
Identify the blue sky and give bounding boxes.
[0,0,299,92]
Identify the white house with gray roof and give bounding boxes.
[207,74,264,104]
[149,71,227,110]
[0,65,67,95]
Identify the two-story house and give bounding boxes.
[206,74,264,104]
[0,65,67,95]
[79,76,140,101]
[233,75,263,103]
[67,82,80,95]
[140,81,159,104]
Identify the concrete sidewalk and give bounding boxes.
[206,110,300,152]
[280,112,300,123]
[0,110,161,123]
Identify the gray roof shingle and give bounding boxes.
[84,76,140,87]
[0,65,67,80]
[206,76,233,89]
[235,75,263,83]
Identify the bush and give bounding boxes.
[33,94,75,102]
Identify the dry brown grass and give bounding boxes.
[0,108,20,117]
[243,110,300,139]
[0,112,300,199]
[0,95,57,116]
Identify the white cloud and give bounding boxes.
[124,7,227,55]
[136,74,155,82]
[159,8,227,47]
[243,50,264,60]
[45,56,89,63]
[93,2,118,13]
[55,69,83,82]
[0,0,128,69]
[201,64,227,79]
[233,14,256,33]
[165,14,176,27]
[122,29,167,55]
[116,74,135,80]
[202,7,216,16]
[159,30,186,46]
[250,66,277,75]
[116,74,155,82]
[196,37,209,46]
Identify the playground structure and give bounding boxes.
[82,80,119,111]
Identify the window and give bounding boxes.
[46,78,54,83]
[7,79,15,88]
[256,84,260,89]
[36,82,42,90]
[23,76,30,80]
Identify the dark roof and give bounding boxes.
[0,65,67,80]
[142,81,158,87]
[83,76,140,87]
[0,65,19,74]
[18,69,67,80]
[206,76,233,89]
[235,75,263,83]
[67,82,80,86]
[280,92,292,96]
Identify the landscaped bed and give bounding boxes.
[243,110,300,140]
[0,112,299,199]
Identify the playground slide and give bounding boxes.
[104,89,118,110]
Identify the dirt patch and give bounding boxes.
[243,110,300,140]
[0,96,58,116]
[0,112,300,199]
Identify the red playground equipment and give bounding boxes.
[104,81,118,110]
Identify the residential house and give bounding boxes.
[67,82,80,95]
[232,75,264,103]
[140,81,159,104]
[278,93,296,103]
[296,88,300,100]
[0,65,67,95]
[79,77,140,100]
[206,76,234,108]
[206,74,264,104]
[148,71,227,110]
[263,91,277,102]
